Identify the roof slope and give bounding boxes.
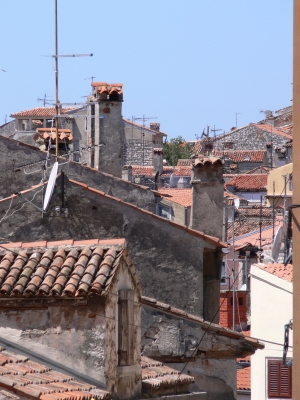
[213,150,266,163]
[256,263,293,282]
[141,356,194,390]
[11,108,78,118]
[237,367,251,391]
[158,188,192,207]
[0,346,109,400]
[226,174,268,191]
[0,239,137,298]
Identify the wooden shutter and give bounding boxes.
[118,290,134,366]
[268,360,292,398]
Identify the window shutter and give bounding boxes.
[279,363,292,398]
[268,360,279,397]
[268,360,292,398]
[118,289,134,366]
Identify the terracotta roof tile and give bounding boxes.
[141,356,194,388]
[226,174,268,191]
[157,188,192,207]
[0,348,110,400]
[256,262,293,282]
[237,367,250,391]
[11,108,78,118]
[252,123,292,139]
[193,156,223,168]
[213,150,266,163]
[0,241,127,298]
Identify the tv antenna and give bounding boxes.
[134,116,157,165]
[211,125,222,138]
[52,0,93,159]
[43,161,58,211]
[37,93,54,107]
[235,112,242,128]
[85,76,96,82]
[201,126,210,139]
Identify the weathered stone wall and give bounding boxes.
[123,140,153,166]
[214,124,289,153]
[0,136,156,211]
[0,120,16,137]
[141,305,241,400]
[0,183,213,315]
[0,298,107,383]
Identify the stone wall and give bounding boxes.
[0,136,156,211]
[123,140,153,166]
[0,181,215,316]
[141,305,243,400]
[0,298,107,383]
[214,124,290,153]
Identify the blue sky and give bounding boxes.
[0,1,292,140]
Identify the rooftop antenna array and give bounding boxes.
[52,0,93,158]
[37,93,54,107]
[235,112,242,128]
[211,125,222,151]
[134,116,157,166]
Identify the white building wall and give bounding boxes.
[250,265,293,400]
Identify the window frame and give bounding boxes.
[267,359,292,398]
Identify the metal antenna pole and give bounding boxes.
[283,174,287,260]
[235,112,242,128]
[232,203,235,331]
[54,0,59,159]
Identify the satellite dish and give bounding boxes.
[43,162,58,211]
[234,198,240,208]
[272,226,283,262]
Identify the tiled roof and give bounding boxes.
[236,206,273,218]
[91,82,123,96]
[0,239,135,298]
[227,220,273,241]
[34,128,73,142]
[252,123,292,139]
[256,263,293,282]
[193,156,223,168]
[141,296,264,350]
[131,166,175,177]
[173,166,191,177]
[245,166,270,174]
[226,174,268,191]
[11,108,78,118]
[176,159,191,166]
[213,150,266,163]
[158,188,192,207]
[237,367,251,391]
[141,356,194,389]
[0,347,109,400]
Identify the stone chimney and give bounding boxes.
[150,122,160,132]
[122,165,132,182]
[86,82,124,177]
[153,148,163,175]
[191,156,224,239]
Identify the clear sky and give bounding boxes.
[0,1,292,140]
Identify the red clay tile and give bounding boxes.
[21,242,47,248]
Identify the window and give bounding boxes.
[118,290,134,366]
[268,359,292,398]
[158,204,172,220]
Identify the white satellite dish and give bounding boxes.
[43,162,58,211]
[234,198,240,208]
[271,226,283,262]
[169,173,174,188]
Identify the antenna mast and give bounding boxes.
[134,116,157,165]
[53,0,93,158]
